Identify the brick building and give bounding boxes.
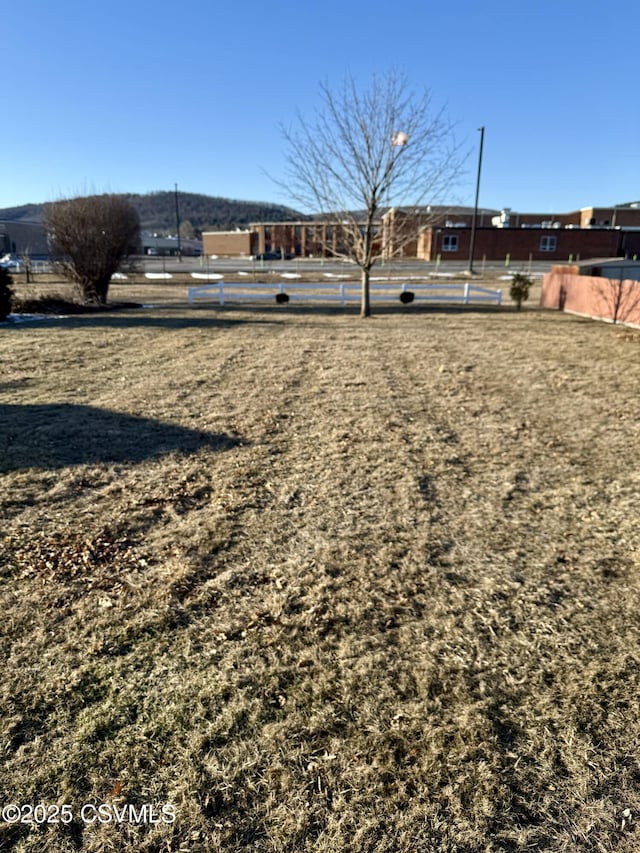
[201,230,255,258]
[418,226,623,264]
[203,221,382,258]
[201,202,640,263]
[388,202,640,263]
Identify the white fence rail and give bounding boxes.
[1,260,53,274]
[188,281,502,307]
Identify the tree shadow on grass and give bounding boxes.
[3,309,285,331]
[0,404,243,472]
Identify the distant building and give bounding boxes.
[204,220,384,259]
[140,234,202,256]
[0,221,48,257]
[201,230,256,258]
[196,202,640,263]
[576,258,640,282]
[416,225,622,263]
[386,203,640,262]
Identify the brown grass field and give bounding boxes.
[1,279,640,852]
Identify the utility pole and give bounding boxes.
[174,183,182,261]
[468,126,485,275]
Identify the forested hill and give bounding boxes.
[0,192,307,235]
[0,203,45,224]
[131,192,306,233]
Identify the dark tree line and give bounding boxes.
[0,194,307,237]
[130,192,306,235]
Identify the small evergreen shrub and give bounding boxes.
[510,272,533,310]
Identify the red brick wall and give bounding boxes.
[425,227,621,262]
[541,267,640,326]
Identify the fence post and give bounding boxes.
[464,282,470,304]
[219,282,225,306]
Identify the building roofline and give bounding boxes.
[202,229,252,236]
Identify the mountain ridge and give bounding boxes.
[0,191,307,235]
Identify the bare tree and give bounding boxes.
[281,72,464,316]
[20,246,33,284]
[45,194,140,304]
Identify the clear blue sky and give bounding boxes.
[5,0,639,215]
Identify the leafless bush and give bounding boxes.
[44,194,140,304]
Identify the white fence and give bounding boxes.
[1,260,52,274]
[188,280,502,307]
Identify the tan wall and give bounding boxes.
[541,267,640,326]
[580,207,640,228]
[507,211,580,226]
[202,231,254,257]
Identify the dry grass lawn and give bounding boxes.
[1,291,640,852]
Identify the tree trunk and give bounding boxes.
[80,277,109,305]
[94,276,111,305]
[613,281,623,324]
[360,267,371,318]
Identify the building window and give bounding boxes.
[442,234,459,252]
[540,235,557,252]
